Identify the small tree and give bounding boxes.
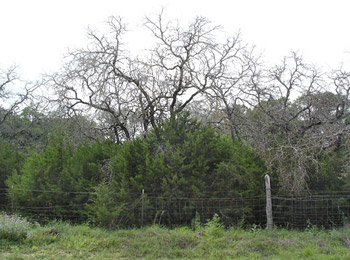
[6,133,117,220]
[88,113,266,227]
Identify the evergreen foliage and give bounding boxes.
[3,110,348,228]
[87,114,267,227]
[0,138,24,205]
[6,133,117,220]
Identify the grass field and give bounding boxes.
[1,220,350,259]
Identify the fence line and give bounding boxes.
[272,194,350,229]
[2,183,350,229]
[0,186,267,197]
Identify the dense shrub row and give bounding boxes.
[3,114,266,227]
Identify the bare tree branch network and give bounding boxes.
[0,66,37,126]
[43,13,350,192]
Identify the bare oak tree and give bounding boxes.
[49,12,250,143]
[242,52,350,192]
[203,44,260,143]
[0,65,37,126]
[45,12,350,192]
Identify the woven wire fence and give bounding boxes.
[272,192,350,229]
[0,187,266,227]
[2,186,350,229]
[128,195,266,227]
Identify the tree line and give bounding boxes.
[1,12,349,227]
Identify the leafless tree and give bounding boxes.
[241,52,350,192]
[0,65,37,126]
[1,66,23,124]
[48,12,252,143]
[44,12,350,192]
[330,68,350,180]
[201,44,260,143]
[47,17,137,143]
[143,12,242,119]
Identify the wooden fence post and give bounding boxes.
[265,174,273,231]
[141,189,144,227]
[11,185,14,215]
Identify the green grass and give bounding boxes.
[1,222,350,259]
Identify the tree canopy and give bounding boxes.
[0,13,349,227]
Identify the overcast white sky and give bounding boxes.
[1,0,349,81]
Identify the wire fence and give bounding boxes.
[134,195,266,227]
[272,192,350,229]
[2,186,350,229]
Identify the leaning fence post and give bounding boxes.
[265,174,273,231]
